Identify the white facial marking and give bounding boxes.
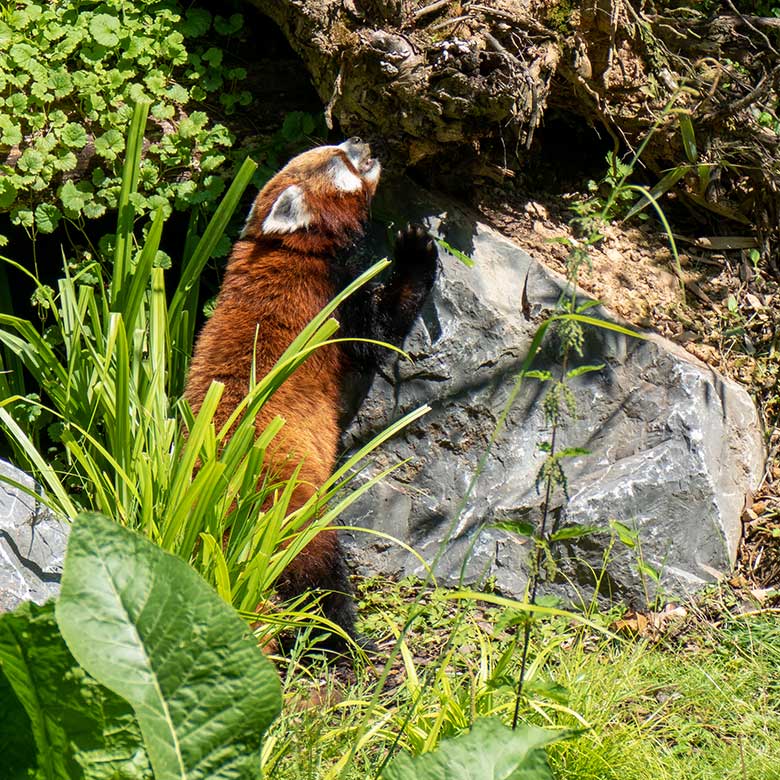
[328,155,363,193]
[363,159,381,185]
[261,184,311,234]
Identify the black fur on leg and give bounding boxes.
[317,537,379,656]
[332,224,439,428]
[363,224,438,352]
[276,534,373,658]
[335,223,439,369]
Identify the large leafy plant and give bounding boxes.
[0,101,426,641]
[382,717,565,780]
[0,513,281,780]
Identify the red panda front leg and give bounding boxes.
[374,224,439,345]
[336,224,438,368]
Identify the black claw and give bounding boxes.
[391,223,439,294]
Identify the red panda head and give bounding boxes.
[240,138,381,254]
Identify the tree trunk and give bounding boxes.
[246,0,780,267]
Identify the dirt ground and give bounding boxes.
[471,185,780,589]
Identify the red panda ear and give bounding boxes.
[261,184,312,234]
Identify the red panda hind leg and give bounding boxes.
[276,528,366,654]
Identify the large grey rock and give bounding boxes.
[0,459,69,613]
[342,192,765,605]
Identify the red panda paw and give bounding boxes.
[393,223,438,279]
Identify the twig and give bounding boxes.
[723,13,780,30]
[468,2,553,36]
[429,14,468,32]
[466,2,515,21]
[413,0,452,20]
[484,31,520,65]
[725,0,779,55]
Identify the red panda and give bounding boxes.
[184,138,438,650]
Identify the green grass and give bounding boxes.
[550,615,780,778]
[265,579,780,780]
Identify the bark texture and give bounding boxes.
[247,0,780,265]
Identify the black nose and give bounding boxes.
[349,136,362,145]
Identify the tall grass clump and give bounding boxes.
[0,100,426,642]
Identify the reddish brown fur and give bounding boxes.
[184,145,379,597]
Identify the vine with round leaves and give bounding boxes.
[0,0,252,244]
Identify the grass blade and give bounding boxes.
[111,100,150,308]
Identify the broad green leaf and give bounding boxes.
[382,718,565,780]
[490,520,536,538]
[214,13,243,36]
[83,200,106,219]
[94,128,125,160]
[17,148,44,174]
[53,150,77,171]
[0,177,18,208]
[0,669,36,779]
[89,13,120,46]
[565,363,604,379]
[0,601,151,780]
[166,83,189,103]
[10,207,33,226]
[60,122,88,149]
[9,42,36,69]
[0,117,22,146]
[548,523,600,542]
[56,513,282,780]
[556,446,590,459]
[34,203,61,233]
[609,519,637,548]
[182,8,211,37]
[524,369,553,382]
[637,561,661,583]
[60,179,88,213]
[50,69,73,98]
[0,21,11,48]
